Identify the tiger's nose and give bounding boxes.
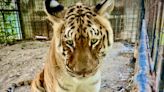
[75,67,92,75]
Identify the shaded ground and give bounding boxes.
[0,41,134,92]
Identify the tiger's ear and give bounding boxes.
[95,0,114,15]
[45,0,65,22]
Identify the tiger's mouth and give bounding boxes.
[65,65,99,78]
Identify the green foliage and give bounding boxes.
[0,1,18,45]
[0,29,17,45]
[0,13,17,45]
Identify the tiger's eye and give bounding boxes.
[91,39,98,45]
[66,40,73,46]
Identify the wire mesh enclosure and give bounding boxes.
[0,0,163,91]
[144,0,164,91]
[110,0,141,43]
[132,0,164,91]
[0,0,142,44]
[0,0,22,44]
[57,0,142,43]
[18,0,52,39]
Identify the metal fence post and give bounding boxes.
[17,0,25,39]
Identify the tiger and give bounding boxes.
[6,0,114,92]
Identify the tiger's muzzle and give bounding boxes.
[65,48,100,78]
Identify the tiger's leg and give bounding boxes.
[31,70,46,92]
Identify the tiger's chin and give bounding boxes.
[66,67,98,79]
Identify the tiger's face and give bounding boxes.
[45,0,114,78]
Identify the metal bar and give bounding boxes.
[15,0,22,39]
[153,2,162,73]
[136,19,151,92]
[139,0,145,33]
[158,49,164,92]
[0,9,19,11]
[156,1,164,91]
[151,4,158,58]
[17,0,24,39]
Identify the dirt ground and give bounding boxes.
[0,41,134,92]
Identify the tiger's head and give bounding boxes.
[45,0,114,78]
